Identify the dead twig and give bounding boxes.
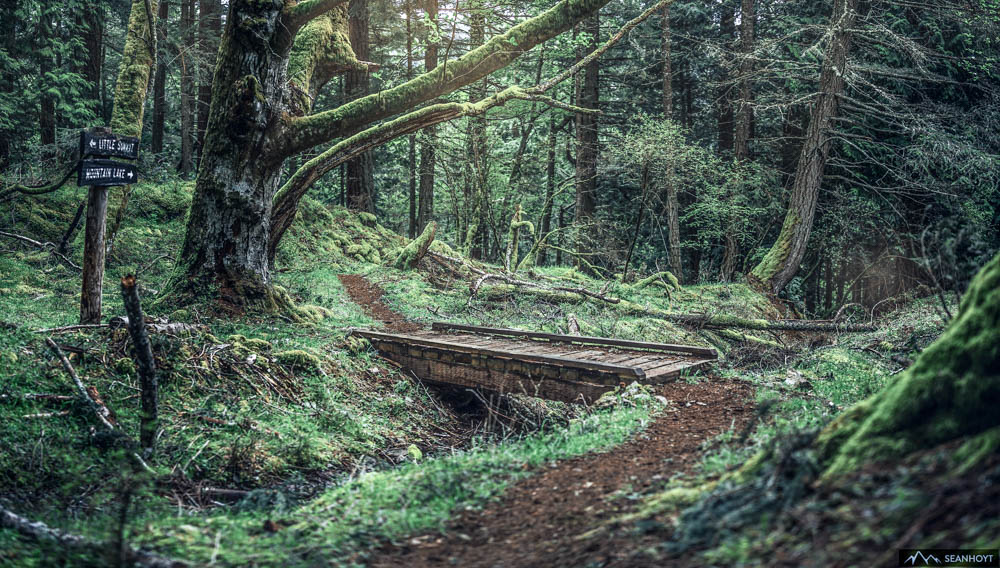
[0,504,185,567]
[0,230,81,270]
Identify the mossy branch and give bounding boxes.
[283,0,352,33]
[280,0,674,156]
[269,0,672,255]
[394,221,437,269]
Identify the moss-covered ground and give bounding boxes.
[0,179,975,566]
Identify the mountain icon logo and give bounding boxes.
[904,551,942,565]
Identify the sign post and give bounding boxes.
[78,128,140,324]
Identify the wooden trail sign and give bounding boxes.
[78,159,139,186]
[78,128,139,324]
[80,131,140,160]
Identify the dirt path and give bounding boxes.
[339,274,420,332]
[370,378,754,567]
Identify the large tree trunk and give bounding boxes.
[38,9,56,148]
[416,0,439,233]
[178,0,195,175]
[536,115,558,266]
[82,0,104,107]
[462,3,488,258]
[196,0,221,161]
[721,0,754,282]
[661,6,671,117]
[750,0,857,295]
[733,0,754,161]
[716,0,736,156]
[151,1,169,154]
[344,0,375,213]
[574,15,599,264]
[406,0,417,238]
[176,0,297,305]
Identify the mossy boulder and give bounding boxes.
[275,350,324,373]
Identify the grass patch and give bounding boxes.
[122,402,659,566]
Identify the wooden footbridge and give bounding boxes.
[349,322,717,404]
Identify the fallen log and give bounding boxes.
[664,313,876,333]
[473,281,876,333]
[0,504,185,567]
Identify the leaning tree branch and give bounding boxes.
[268,0,673,257]
[282,0,351,34]
[0,231,82,270]
[45,338,116,430]
[0,167,78,202]
[278,0,652,157]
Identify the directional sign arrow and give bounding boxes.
[77,159,140,187]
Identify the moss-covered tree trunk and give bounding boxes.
[344,0,375,213]
[817,251,1000,480]
[750,0,857,295]
[176,0,298,305]
[416,0,439,234]
[174,0,616,308]
[178,0,196,175]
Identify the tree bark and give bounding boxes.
[665,181,682,279]
[151,0,169,154]
[716,0,736,156]
[406,0,417,238]
[721,0,754,282]
[344,0,375,213]
[733,0,754,161]
[196,0,221,161]
[176,0,300,305]
[38,9,56,148]
[82,0,105,107]
[178,0,195,175]
[661,6,671,117]
[537,114,558,266]
[574,15,599,264]
[120,275,158,452]
[416,0,439,233]
[750,0,857,295]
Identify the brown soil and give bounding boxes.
[370,377,754,567]
[338,274,420,333]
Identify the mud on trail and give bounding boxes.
[371,379,754,568]
[339,274,420,333]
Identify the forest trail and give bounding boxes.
[339,273,754,566]
[338,274,420,332]
[370,378,754,567]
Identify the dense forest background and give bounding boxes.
[2,0,999,308]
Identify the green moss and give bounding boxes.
[394,222,437,269]
[952,426,1000,476]
[817,252,1000,481]
[274,349,324,372]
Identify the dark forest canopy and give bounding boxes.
[1,0,998,308]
